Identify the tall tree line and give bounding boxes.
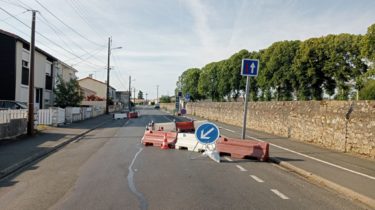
[176,24,375,101]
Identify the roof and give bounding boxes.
[0,29,57,61]
[78,77,116,90]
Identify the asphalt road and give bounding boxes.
[0,106,367,210]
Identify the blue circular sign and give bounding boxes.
[195,122,220,144]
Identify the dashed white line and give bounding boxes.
[224,157,233,162]
[221,127,236,133]
[250,175,264,183]
[236,165,247,172]
[244,134,375,181]
[271,189,289,200]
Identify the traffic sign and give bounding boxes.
[180,108,186,115]
[195,122,220,144]
[241,59,259,77]
[185,93,190,102]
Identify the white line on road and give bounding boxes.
[236,165,247,172]
[224,157,233,162]
[250,175,264,183]
[221,127,236,133]
[162,115,173,122]
[244,134,375,181]
[271,189,289,200]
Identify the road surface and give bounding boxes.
[0,106,367,210]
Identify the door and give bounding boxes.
[36,88,43,109]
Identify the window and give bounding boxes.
[21,67,29,85]
[22,60,28,68]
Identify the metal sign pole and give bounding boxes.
[241,76,250,139]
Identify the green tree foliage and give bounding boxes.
[176,23,374,102]
[359,80,375,100]
[198,62,221,101]
[54,77,83,108]
[177,68,202,101]
[159,95,171,103]
[137,90,143,99]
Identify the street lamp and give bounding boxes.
[106,37,122,115]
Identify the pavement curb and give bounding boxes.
[0,118,113,180]
[270,157,375,209]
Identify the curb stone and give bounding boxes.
[0,119,114,180]
[270,157,375,209]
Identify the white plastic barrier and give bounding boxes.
[113,113,127,119]
[175,133,205,152]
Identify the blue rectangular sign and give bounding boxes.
[241,59,259,77]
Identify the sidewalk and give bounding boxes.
[0,115,113,179]
[178,113,375,208]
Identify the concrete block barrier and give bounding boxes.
[175,133,205,152]
[216,137,269,161]
[176,121,195,132]
[150,122,176,132]
[141,130,177,147]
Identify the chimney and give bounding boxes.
[89,74,93,78]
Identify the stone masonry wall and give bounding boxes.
[161,101,375,158]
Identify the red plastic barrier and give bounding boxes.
[176,121,195,132]
[216,137,269,161]
[128,112,138,118]
[141,130,177,148]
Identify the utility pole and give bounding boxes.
[128,75,131,111]
[27,10,36,136]
[145,93,148,105]
[156,85,159,104]
[133,88,136,105]
[105,37,111,115]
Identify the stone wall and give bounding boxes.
[161,101,375,158]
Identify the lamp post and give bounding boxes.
[105,37,122,115]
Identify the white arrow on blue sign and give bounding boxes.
[241,59,259,77]
[195,122,220,144]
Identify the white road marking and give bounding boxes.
[162,115,173,122]
[250,175,264,183]
[224,157,233,162]
[236,165,247,172]
[220,127,236,133]
[244,134,375,181]
[271,189,289,200]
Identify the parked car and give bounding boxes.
[154,104,160,109]
[0,100,28,110]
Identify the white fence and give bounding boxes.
[0,110,28,124]
[1,106,106,126]
[38,107,65,125]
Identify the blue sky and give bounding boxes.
[1,0,375,99]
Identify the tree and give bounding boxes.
[159,95,171,103]
[137,90,143,99]
[54,77,83,108]
[359,79,375,99]
[178,68,202,101]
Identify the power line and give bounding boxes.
[0,10,27,22]
[33,0,105,48]
[66,0,106,40]
[38,12,104,62]
[0,7,92,62]
[0,0,29,10]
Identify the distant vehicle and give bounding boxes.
[0,100,27,110]
[154,104,160,109]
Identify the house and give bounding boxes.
[116,91,130,109]
[0,29,58,109]
[55,61,78,83]
[78,75,116,100]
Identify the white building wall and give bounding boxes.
[14,41,54,108]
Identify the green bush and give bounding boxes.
[359,80,375,100]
